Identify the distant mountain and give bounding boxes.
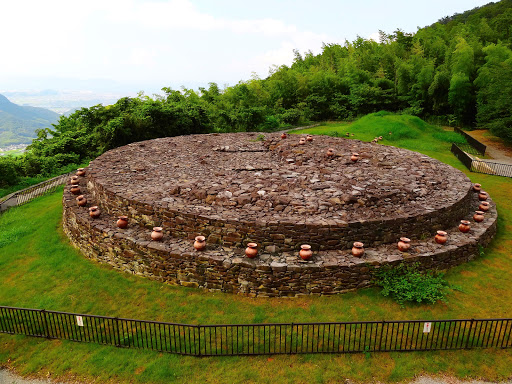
[0,94,60,147]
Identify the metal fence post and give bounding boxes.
[465,319,475,349]
[197,324,201,356]
[114,317,121,347]
[40,309,50,339]
[378,320,386,351]
[289,323,294,354]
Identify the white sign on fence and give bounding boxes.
[76,316,84,327]
[423,322,432,333]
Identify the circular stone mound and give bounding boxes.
[86,133,472,250]
[63,133,497,297]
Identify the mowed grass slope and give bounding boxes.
[1,115,512,383]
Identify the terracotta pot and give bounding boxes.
[326,148,335,157]
[194,235,206,251]
[350,153,359,162]
[117,216,129,229]
[76,168,86,177]
[70,185,81,195]
[151,227,163,241]
[245,243,258,258]
[473,183,481,192]
[299,244,312,260]
[434,231,448,245]
[478,191,488,201]
[351,242,364,258]
[459,220,471,233]
[473,211,485,223]
[88,206,100,219]
[479,201,490,212]
[306,135,313,142]
[76,195,87,207]
[281,133,287,139]
[70,176,80,185]
[299,138,306,145]
[397,237,411,252]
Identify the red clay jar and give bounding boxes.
[473,183,481,192]
[299,244,313,260]
[70,186,81,195]
[306,135,313,142]
[479,201,490,212]
[70,176,80,185]
[459,220,471,233]
[435,231,447,245]
[88,206,100,219]
[351,242,364,258]
[281,133,287,139]
[194,235,206,251]
[245,243,258,258]
[350,153,359,162]
[326,148,335,157]
[151,227,163,241]
[397,237,411,252]
[76,195,87,207]
[473,211,485,223]
[117,216,129,229]
[76,168,86,177]
[478,191,488,201]
[299,138,306,145]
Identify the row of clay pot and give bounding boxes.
[150,227,207,251]
[69,168,87,195]
[433,184,491,245]
[70,169,99,218]
[350,184,491,255]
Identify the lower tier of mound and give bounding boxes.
[63,178,497,297]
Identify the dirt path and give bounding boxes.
[464,130,512,165]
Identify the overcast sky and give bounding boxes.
[0,0,492,93]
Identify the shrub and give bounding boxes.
[373,262,450,306]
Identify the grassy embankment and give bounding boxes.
[0,113,511,383]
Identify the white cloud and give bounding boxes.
[0,0,337,88]
[367,32,381,42]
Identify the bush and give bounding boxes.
[373,262,451,306]
[0,157,20,187]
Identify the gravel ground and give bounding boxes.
[1,369,510,384]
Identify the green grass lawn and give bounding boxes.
[1,114,512,383]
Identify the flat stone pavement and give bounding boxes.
[1,369,510,384]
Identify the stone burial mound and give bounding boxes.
[63,132,497,297]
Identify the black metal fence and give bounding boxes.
[0,306,510,356]
[451,143,474,169]
[454,127,487,155]
[0,172,72,213]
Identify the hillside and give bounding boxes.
[0,94,60,147]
